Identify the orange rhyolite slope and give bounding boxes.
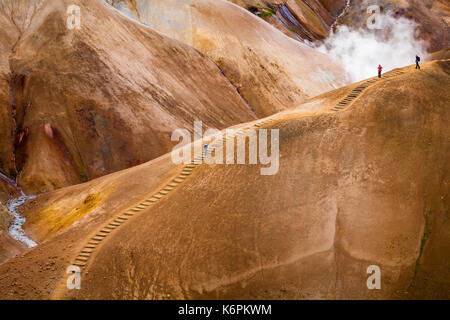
[0,0,256,195]
[107,0,350,117]
[0,60,447,299]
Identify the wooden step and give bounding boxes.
[76,257,88,262]
[95,233,108,237]
[108,222,121,227]
[73,263,86,268]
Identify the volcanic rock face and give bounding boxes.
[107,0,349,117]
[0,8,20,201]
[0,0,257,194]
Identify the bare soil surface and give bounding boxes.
[0,60,447,299]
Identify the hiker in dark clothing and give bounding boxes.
[416,55,421,69]
[378,64,383,78]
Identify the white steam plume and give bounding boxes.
[316,14,429,82]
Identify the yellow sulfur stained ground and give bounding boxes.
[24,187,114,242]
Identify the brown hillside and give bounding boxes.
[0,8,20,202]
[65,61,450,299]
[0,60,447,299]
[226,0,449,53]
[0,0,256,195]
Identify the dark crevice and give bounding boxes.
[333,205,341,298]
[277,4,314,42]
[408,208,432,291]
[8,76,19,179]
[215,64,259,118]
[6,76,26,197]
[8,72,29,185]
[331,0,351,33]
[5,17,25,190]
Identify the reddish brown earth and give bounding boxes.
[0,60,447,299]
[0,0,257,196]
[108,0,350,117]
[0,0,448,301]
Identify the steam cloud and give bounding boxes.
[316,13,429,82]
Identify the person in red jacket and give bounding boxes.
[378,64,383,78]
